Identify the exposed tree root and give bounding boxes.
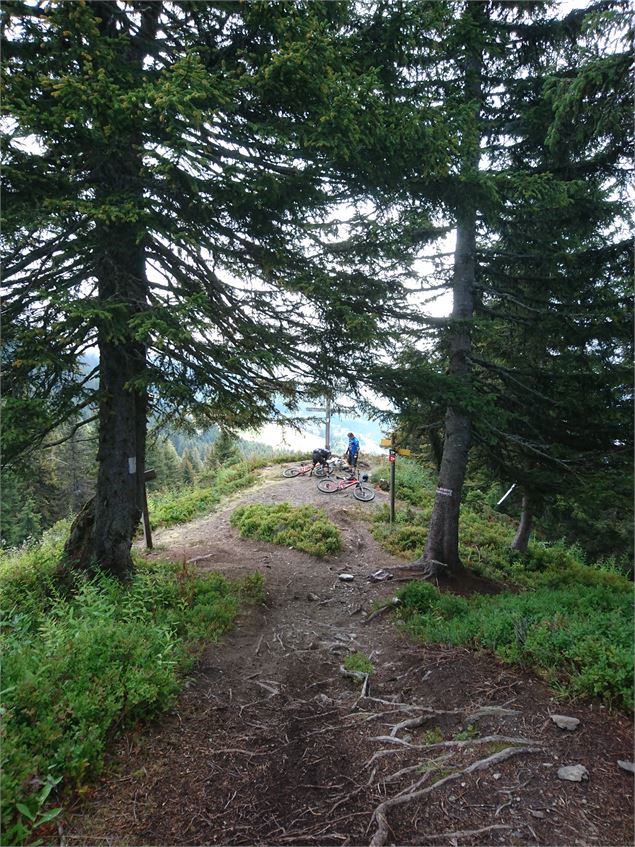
[370,732,540,751]
[369,771,462,846]
[363,597,401,624]
[370,735,543,847]
[339,665,370,699]
[391,558,449,578]
[425,823,513,840]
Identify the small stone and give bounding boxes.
[551,714,580,731]
[618,760,635,774]
[493,773,502,780]
[338,573,354,581]
[529,810,545,819]
[557,764,589,782]
[307,593,319,602]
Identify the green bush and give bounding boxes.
[398,580,633,711]
[0,547,263,844]
[231,503,341,557]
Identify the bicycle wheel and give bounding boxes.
[283,467,301,478]
[317,478,339,493]
[313,465,329,478]
[353,484,375,502]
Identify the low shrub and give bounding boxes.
[231,503,341,557]
[398,580,633,711]
[0,549,263,844]
[344,651,374,674]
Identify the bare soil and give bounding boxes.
[63,469,634,847]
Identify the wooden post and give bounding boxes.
[389,435,396,525]
[142,469,156,549]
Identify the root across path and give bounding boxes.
[64,470,633,846]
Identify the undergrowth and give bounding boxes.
[398,579,633,712]
[231,502,341,557]
[148,460,260,528]
[371,458,634,712]
[148,453,312,530]
[0,531,264,844]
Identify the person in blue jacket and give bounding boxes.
[346,432,360,473]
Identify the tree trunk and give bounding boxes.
[511,493,536,552]
[418,215,475,576]
[415,5,484,578]
[63,232,148,578]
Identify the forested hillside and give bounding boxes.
[1,0,632,844]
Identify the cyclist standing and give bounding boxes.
[346,432,360,474]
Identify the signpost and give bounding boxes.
[380,433,412,524]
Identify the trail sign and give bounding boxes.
[397,448,411,456]
[389,454,396,463]
[379,437,392,448]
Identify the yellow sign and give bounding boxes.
[397,448,412,456]
[379,438,393,448]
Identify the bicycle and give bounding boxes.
[282,462,329,479]
[316,474,375,501]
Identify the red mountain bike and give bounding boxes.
[316,475,375,501]
[282,463,329,479]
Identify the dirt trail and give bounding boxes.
[65,470,633,846]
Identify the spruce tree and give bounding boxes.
[1,1,391,576]
[367,0,631,575]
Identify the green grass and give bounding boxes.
[0,532,264,844]
[344,651,374,674]
[231,502,341,557]
[398,579,633,712]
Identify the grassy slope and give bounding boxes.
[369,458,633,712]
